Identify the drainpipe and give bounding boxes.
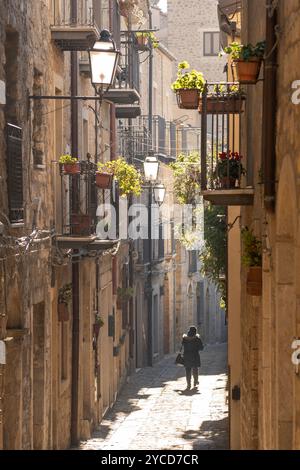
[70,0,80,447]
[148,5,153,137]
[262,0,277,211]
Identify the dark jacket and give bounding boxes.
[182,334,203,368]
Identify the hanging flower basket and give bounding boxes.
[176,89,200,110]
[95,172,113,189]
[246,266,262,296]
[136,34,148,47]
[199,95,245,114]
[58,302,69,322]
[62,162,81,175]
[232,59,262,85]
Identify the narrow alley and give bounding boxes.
[79,344,228,451]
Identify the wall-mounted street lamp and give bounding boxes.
[153,184,166,207]
[89,29,120,96]
[143,155,159,182]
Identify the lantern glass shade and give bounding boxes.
[89,36,119,94]
[153,184,166,206]
[143,156,159,182]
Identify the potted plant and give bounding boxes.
[97,158,142,197]
[58,284,72,321]
[95,162,114,189]
[199,83,246,114]
[117,287,134,309]
[214,151,246,189]
[93,313,104,337]
[171,61,205,109]
[241,227,262,296]
[222,41,266,84]
[59,154,81,175]
[135,31,159,49]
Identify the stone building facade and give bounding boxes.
[220,0,300,450]
[0,0,141,450]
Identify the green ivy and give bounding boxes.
[169,152,201,205]
[199,204,227,308]
[241,227,262,267]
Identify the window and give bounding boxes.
[6,124,23,223]
[204,32,220,56]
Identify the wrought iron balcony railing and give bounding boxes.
[51,0,99,51]
[200,82,254,206]
[56,158,120,250]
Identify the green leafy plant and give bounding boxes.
[222,41,266,61]
[59,154,78,165]
[241,227,262,267]
[94,313,104,327]
[58,284,72,305]
[117,287,134,301]
[199,204,227,308]
[136,31,159,48]
[169,152,201,205]
[97,158,142,197]
[171,62,205,92]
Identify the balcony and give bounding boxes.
[200,83,254,206]
[51,0,100,51]
[55,159,120,251]
[104,33,140,107]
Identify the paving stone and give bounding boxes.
[79,344,229,450]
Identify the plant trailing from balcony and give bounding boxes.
[97,158,142,197]
[171,62,205,109]
[222,41,266,84]
[117,287,134,301]
[136,31,159,49]
[169,152,201,205]
[241,227,262,296]
[199,204,227,308]
[214,151,246,189]
[59,154,80,175]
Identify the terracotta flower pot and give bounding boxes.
[58,302,69,322]
[71,214,92,236]
[63,162,80,175]
[176,89,200,110]
[95,172,113,189]
[232,59,262,84]
[219,177,238,189]
[199,95,245,114]
[93,323,101,337]
[246,266,262,296]
[136,35,148,47]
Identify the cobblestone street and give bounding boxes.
[79,343,228,451]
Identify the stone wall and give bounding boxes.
[167,0,226,82]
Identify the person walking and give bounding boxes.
[182,326,204,390]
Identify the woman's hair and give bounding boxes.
[187,326,197,337]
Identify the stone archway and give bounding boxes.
[275,155,297,449]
